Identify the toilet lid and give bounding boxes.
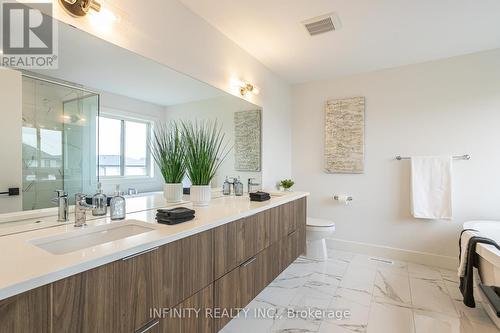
[307,217,335,227]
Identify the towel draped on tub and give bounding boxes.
[458,229,500,307]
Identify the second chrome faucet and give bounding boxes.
[74,193,95,227]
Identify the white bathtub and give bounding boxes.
[463,221,500,328]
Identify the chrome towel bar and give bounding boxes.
[395,154,471,161]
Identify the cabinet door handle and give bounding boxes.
[241,256,257,267]
[136,319,159,333]
[122,247,159,261]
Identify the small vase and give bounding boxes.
[190,185,211,206]
[163,183,183,203]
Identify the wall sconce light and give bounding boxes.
[232,78,260,97]
[59,0,102,17]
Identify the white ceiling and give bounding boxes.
[34,22,226,106]
[180,0,500,83]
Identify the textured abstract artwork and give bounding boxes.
[324,96,365,173]
[234,110,261,171]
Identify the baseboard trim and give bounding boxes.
[325,237,458,270]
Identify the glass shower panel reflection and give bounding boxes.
[22,76,99,210]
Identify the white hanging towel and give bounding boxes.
[411,156,453,219]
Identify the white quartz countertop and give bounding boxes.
[0,191,308,300]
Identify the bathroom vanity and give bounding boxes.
[0,192,307,333]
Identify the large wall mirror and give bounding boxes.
[0,18,262,231]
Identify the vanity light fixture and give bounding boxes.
[232,78,260,97]
[59,0,102,17]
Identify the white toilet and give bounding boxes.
[306,217,336,260]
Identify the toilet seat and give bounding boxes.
[306,218,335,232]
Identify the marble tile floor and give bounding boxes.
[220,249,499,333]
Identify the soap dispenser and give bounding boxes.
[110,185,126,220]
[234,177,244,196]
[223,176,231,195]
[92,182,107,216]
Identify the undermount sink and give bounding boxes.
[30,220,156,255]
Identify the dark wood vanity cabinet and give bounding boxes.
[0,285,51,333]
[214,198,306,280]
[214,197,307,332]
[0,197,306,333]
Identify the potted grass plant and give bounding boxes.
[149,122,186,203]
[182,120,230,206]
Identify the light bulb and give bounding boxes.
[89,7,119,31]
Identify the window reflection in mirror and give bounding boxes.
[97,116,151,178]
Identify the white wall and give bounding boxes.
[0,69,22,213]
[52,0,292,190]
[291,49,500,264]
[164,96,262,189]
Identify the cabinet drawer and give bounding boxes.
[254,245,279,295]
[52,248,160,333]
[119,247,160,332]
[270,202,296,242]
[214,246,280,332]
[159,284,213,333]
[295,197,307,256]
[0,285,51,333]
[255,210,271,253]
[214,268,241,331]
[160,230,213,308]
[182,230,213,299]
[236,216,258,264]
[282,202,297,236]
[277,229,300,273]
[214,219,239,279]
[52,261,120,332]
[239,255,258,307]
[215,215,264,279]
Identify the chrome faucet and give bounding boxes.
[248,178,260,193]
[52,190,68,222]
[74,193,95,227]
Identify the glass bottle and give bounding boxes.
[92,182,107,216]
[110,185,126,220]
[223,176,231,195]
[234,177,244,196]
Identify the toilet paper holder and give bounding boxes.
[334,195,353,202]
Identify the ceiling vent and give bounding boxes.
[302,13,341,36]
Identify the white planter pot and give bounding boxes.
[163,183,183,203]
[190,185,211,206]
